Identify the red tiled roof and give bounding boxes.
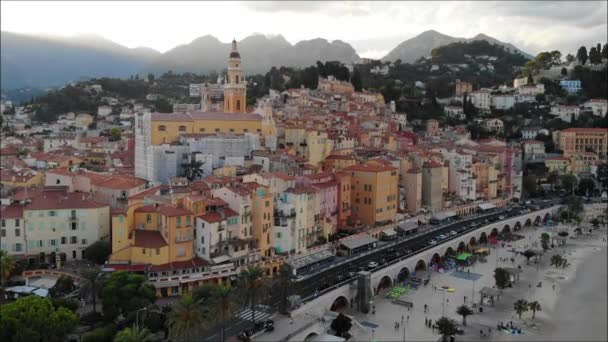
[1,204,24,218]
[133,230,167,248]
[152,112,262,122]
[344,163,396,173]
[148,256,209,271]
[25,191,108,210]
[561,128,608,133]
[272,172,295,181]
[423,161,443,168]
[128,186,162,200]
[103,263,149,272]
[135,204,192,217]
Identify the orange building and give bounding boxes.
[345,162,398,225]
[558,128,608,158]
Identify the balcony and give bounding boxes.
[175,236,193,243]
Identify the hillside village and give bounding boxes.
[1,38,607,304]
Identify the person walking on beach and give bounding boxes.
[424,304,428,313]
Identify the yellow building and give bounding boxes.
[224,39,246,113]
[473,160,498,199]
[244,183,274,258]
[345,162,398,225]
[545,157,572,174]
[0,169,44,188]
[285,128,330,167]
[150,112,263,145]
[557,128,608,158]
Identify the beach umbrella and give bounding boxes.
[447,288,456,293]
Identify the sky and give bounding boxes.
[1,1,607,59]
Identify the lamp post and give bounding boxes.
[136,307,148,330]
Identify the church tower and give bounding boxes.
[224,39,246,113]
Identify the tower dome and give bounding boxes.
[229,39,240,58]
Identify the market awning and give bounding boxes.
[456,253,472,261]
[478,203,496,211]
[479,286,500,297]
[475,248,488,254]
[381,229,397,237]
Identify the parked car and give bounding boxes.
[428,239,438,245]
[449,230,457,236]
[368,261,379,269]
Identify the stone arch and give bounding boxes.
[330,295,349,312]
[543,213,551,223]
[430,253,441,266]
[479,232,488,244]
[490,228,499,237]
[415,259,427,272]
[514,221,522,231]
[534,216,542,225]
[376,275,393,293]
[502,225,511,234]
[444,247,456,258]
[397,267,411,282]
[469,236,477,246]
[457,241,467,253]
[525,218,532,227]
[304,332,319,341]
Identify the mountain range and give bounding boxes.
[1,30,531,90]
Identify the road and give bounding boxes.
[206,199,559,340]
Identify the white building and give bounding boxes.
[444,106,465,120]
[0,205,26,255]
[482,118,504,132]
[550,105,580,123]
[518,84,545,96]
[43,134,77,152]
[522,140,546,162]
[583,99,608,117]
[491,95,517,110]
[521,127,550,140]
[469,90,491,111]
[97,106,113,117]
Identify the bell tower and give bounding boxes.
[224,39,246,113]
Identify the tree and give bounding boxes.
[351,69,362,91]
[576,46,588,65]
[330,313,352,338]
[494,267,510,291]
[513,299,529,319]
[114,325,152,342]
[208,285,239,342]
[192,283,216,303]
[588,47,602,65]
[547,171,560,191]
[551,254,564,268]
[239,266,267,325]
[560,174,577,193]
[456,305,473,326]
[0,249,16,287]
[167,294,205,341]
[110,128,122,142]
[528,301,541,319]
[561,67,568,76]
[147,73,155,83]
[577,178,595,196]
[521,249,537,265]
[81,266,103,313]
[181,158,205,181]
[523,174,538,197]
[527,73,534,85]
[85,240,112,265]
[541,233,551,252]
[565,54,575,63]
[602,43,608,59]
[276,263,295,314]
[436,316,458,342]
[0,296,78,342]
[49,275,76,298]
[82,324,117,342]
[101,271,156,321]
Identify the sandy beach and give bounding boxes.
[338,223,608,342]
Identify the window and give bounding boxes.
[49,211,57,217]
[15,219,20,227]
[158,125,167,131]
[178,125,187,132]
[176,217,182,227]
[70,236,77,244]
[146,214,152,223]
[177,246,185,257]
[0,229,5,237]
[119,215,125,223]
[199,128,206,132]
[71,222,77,230]
[15,243,22,252]
[142,248,146,255]
[82,239,87,245]
[156,248,160,255]
[236,100,241,111]
[61,237,67,245]
[56,179,61,184]
[215,128,220,133]
[0,220,4,227]
[186,216,191,226]
[235,75,239,84]
[15,229,20,237]
[265,200,270,208]
[229,128,235,132]
[277,232,282,238]
[50,239,56,246]
[244,128,249,133]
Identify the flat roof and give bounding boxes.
[478,203,496,210]
[286,249,335,269]
[432,211,457,221]
[340,233,378,250]
[397,221,418,231]
[381,229,397,236]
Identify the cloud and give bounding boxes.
[240,1,373,16]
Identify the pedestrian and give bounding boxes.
[290,318,294,325]
[407,315,410,322]
[425,317,428,326]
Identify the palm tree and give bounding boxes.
[528,300,541,320]
[167,294,206,341]
[209,285,239,342]
[181,158,205,181]
[456,305,474,326]
[276,264,295,314]
[513,299,529,319]
[239,266,267,325]
[436,316,458,342]
[0,249,16,287]
[114,325,152,342]
[80,266,103,313]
